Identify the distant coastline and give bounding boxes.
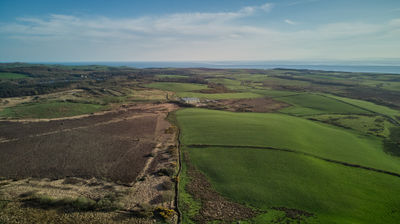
[33,61,400,74]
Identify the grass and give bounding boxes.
[0,101,107,119]
[23,194,120,212]
[145,82,207,92]
[155,74,189,79]
[146,81,262,99]
[176,91,262,100]
[178,155,201,224]
[176,108,400,176]
[325,94,400,122]
[249,88,297,98]
[186,146,400,224]
[0,72,28,79]
[307,114,395,138]
[277,93,371,116]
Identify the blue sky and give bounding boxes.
[0,0,399,62]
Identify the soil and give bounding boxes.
[203,98,289,113]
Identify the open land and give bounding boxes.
[0,63,400,223]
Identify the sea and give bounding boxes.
[43,61,400,74]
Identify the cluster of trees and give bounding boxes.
[0,82,72,98]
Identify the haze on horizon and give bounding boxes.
[0,0,399,62]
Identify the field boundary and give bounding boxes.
[317,94,400,126]
[185,144,400,179]
[166,111,183,224]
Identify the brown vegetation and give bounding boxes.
[0,103,179,223]
[203,97,289,113]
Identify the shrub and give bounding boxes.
[158,168,175,177]
[72,197,96,211]
[167,146,178,157]
[161,180,173,190]
[154,206,176,221]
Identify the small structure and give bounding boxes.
[181,97,200,104]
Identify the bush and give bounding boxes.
[22,194,120,211]
[154,206,176,221]
[72,197,96,211]
[161,180,173,190]
[158,168,175,177]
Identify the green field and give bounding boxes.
[145,82,207,92]
[326,94,400,123]
[176,91,262,99]
[0,101,107,119]
[177,108,400,173]
[307,114,395,137]
[155,74,189,79]
[0,72,28,79]
[277,94,371,116]
[177,108,400,223]
[186,146,400,224]
[146,81,263,99]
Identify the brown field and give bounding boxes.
[203,98,289,113]
[0,103,176,184]
[0,103,179,223]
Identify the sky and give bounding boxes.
[0,0,399,62]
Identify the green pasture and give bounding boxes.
[145,82,207,92]
[186,146,400,224]
[0,72,28,79]
[146,81,263,99]
[277,94,371,116]
[176,108,400,174]
[308,114,395,137]
[325,94,400,122]
[155,74,189,79]
[176,91,261,100]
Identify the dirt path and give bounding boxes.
[186,144,400,179]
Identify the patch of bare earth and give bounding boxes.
[0,103,179,223]
[203,98,290,113]
[184,152,258,223]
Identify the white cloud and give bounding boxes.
[285,19,296,25]
[288,0,319,6]
[0,3,399,61]
[389,18,400,27]
[260,3,273,12]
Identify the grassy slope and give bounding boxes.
[145,82,207,92]
[175,91,261,99]
[177,108,400,223]
[146,81,262,99]
[326,94,400,122]
[0,101,107,119]
[277,94,371,116]
[177,108,400,175]
[307,114,395,138]
[0,72,28,79]
[187,147,400,224]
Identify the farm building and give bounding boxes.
[181,97,200,104]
